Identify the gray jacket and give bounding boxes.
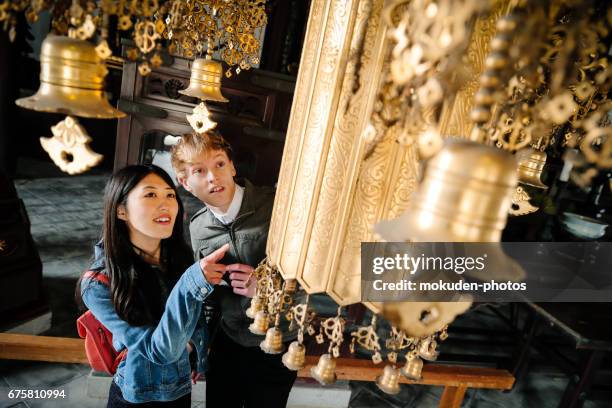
[190,179,297,347]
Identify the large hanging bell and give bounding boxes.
[282,341,306,370]
[418,338,439,361]
[375,365,402,395]
[248,310,269,335]
[310,353,337,385]
[16,35,125,119]
[246,296,263,319]
[517,148,548,189]
[401,352,423,381]
[375,139,524,282]
[179,58,229,102]
[260,327,285,354]
[376,139,518,242]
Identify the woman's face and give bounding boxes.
[118,173,179,249]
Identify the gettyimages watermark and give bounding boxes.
[361,242,612,302]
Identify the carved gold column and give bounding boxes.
[267,0,394,304]
[268,0,513,312]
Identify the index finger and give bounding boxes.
[203,243,230,263]
[225,263,254,273]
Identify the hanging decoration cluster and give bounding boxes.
[0,0,267,77]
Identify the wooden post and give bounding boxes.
[439,385,467,408]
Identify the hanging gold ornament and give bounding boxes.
[186,102,218,134]
[40,116,103,175]
[401,350,423,381]
[310,354,337,386]
[510,186,539,216]
[179,58,229,102]
[246,296,264,319]
[376,365,402,395]
[95,40,113,60]
[282,341,306,371]
[138,61,152,76]
[260,327,285,354]
[517,148,549,189]
[248,311,269,335]
[16,35,124,119]
[134,20,159,54]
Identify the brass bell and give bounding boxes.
[517,148,548,189]
[375,365,401,395]
[260,327,285,354]
[376,139,518,242]
[418,338,439,362]
[401,353,423,381]
[248,310,269,335]
[282,341,306,371]
[246,296,263,319]
[310,353,337,385]
[179,58,229,102]
[284,279,298,294]
[375,139,524,282]
[16,35,125,119]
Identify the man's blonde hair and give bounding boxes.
[170,131,233,178]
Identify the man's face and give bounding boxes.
[178,149,237,212]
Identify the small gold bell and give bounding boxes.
[284,279,298,294]
[246,296,263,319]
[248,311,269,335]
[179,58,229,102]
[418,338,439,361]
[375,365,401,395]
[517,148,548,189]
[401,353,423,381]
[16,35,125,119]
[282,341,306,371]
[260,327,285,354]
[310,353,337,385]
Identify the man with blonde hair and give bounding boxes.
[171,131,297,408]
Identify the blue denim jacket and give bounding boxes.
[80,253,213,403]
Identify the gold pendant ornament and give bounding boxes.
[40,116,103,175]
[517,148,548,189]
[179,58,229,102]
[418,337,439,362]
[376,365,402,395]
[134,20,159,54]
[260,327,285,355]
[16,35,125,119]
[282,341,306,371]
[246,296,264,319]
[248,311,269,335]
[401,350,423,381]
[310,354,337,386]
[186,102,217,134]
[510,186,539,216]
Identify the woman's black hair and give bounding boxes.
[76,165,193,326]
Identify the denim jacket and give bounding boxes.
[80,247,213,403]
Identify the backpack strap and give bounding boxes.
[81,270,128,366]
[83,270,110,286]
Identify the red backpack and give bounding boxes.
[76,271,127,375]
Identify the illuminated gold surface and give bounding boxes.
[179,58,229,102]
[16,35,124,119]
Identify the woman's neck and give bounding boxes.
[129,234,162,265]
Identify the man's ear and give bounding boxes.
[177,174,192,193]
[230,160,237,178]
[117,205,128,221]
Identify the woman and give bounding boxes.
[76,165,228,406]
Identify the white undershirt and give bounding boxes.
[209,184,244,225]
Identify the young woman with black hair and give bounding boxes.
[76,165,228,407]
